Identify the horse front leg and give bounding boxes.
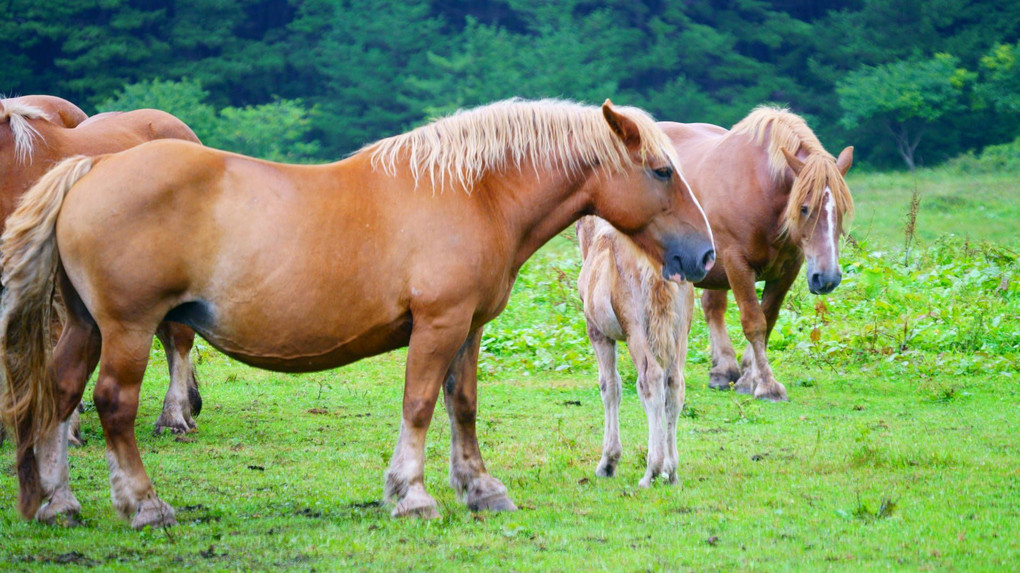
[153,322,201,435]
[443,328,516,512]
[701,289,741,390]
[725,256,787,402]
[385,311,472,519]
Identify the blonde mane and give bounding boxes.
[730,105,854,234]
[1,101,50,164]
[366,98,677,192]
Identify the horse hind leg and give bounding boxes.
[701,290,741,390]
[663,284,694,485]
[587,323,622,478]
[153,322,200,435]
[443,329,516,512]
[625,334,668,488]
[94,326,176,529]
[34,302,102,525]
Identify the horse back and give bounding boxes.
[4,95,87,128]
[74,109,201,150]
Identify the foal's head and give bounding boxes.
[780,146,854,294]
[590,101,715,283]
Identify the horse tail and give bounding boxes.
[0,155,94,518]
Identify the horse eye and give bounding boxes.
[652,166,673,181]
[800,205,810,216]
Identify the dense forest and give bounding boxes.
[2,0,1018,169]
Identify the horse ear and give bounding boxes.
[781,147,804,176]
[835,146,854,176]
[601,99,642,151]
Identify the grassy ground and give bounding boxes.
[847,170,1019,246]
[1,168,1018,570]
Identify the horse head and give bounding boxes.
[781,146,853,294]
[589,101,715,283]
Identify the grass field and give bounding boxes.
[1,169,1018,570]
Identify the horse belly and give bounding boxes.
[193,305,414,373]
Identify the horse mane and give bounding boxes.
[366,98,677,192]
[0,100,50,164]
[730,105,854,235]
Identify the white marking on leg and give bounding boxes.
[106,450,137,519]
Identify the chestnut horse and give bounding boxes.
[577,216,700,487]
[0,99,715,528]
[659,106,853,401]
[0,97,204,438]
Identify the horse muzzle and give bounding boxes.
[661,236,715,283]
[808,267,842,294]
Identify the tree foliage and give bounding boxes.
[836,54,969,170]
[2,0,1018,168]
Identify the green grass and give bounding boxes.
[847,169,1020,246]
[1,169,1018,570]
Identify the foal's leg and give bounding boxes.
[385,312,471,519]
[725,256,787,402]
[663,284,694,485]
[153,322,200,435]
[33,315,101,524]
[625,331,668,488]
[443,328,516,512]
[702,289,741,390]
[94,327,176,529]
[588,323,623,478]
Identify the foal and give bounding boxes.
[577,216,702,486]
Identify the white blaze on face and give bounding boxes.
[822,187,837,264]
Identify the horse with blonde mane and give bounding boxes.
[660,106,853,401]
[0,98,714,529]
[576,215,701,487]
[0,96,205,446]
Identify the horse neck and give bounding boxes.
[493,165,593,272]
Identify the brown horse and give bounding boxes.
[0,98,714,529]
[0,97,204,439]
[659,106,853,401]
[576,216,700,487]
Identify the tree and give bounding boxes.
[99,78,320,161]
[837,54,969,170]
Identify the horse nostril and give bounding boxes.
[702,249,715,272]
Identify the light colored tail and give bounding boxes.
[0,154,94,518]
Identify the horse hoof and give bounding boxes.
[392,498,440,519]
[595,460,618,478]
[708,373,735,390]
[465,476,516,512]
[469,493,517,512]
[754,381,789,402]
[36,490,83,526]
[131,497,177,530]
[153,413,195,436]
